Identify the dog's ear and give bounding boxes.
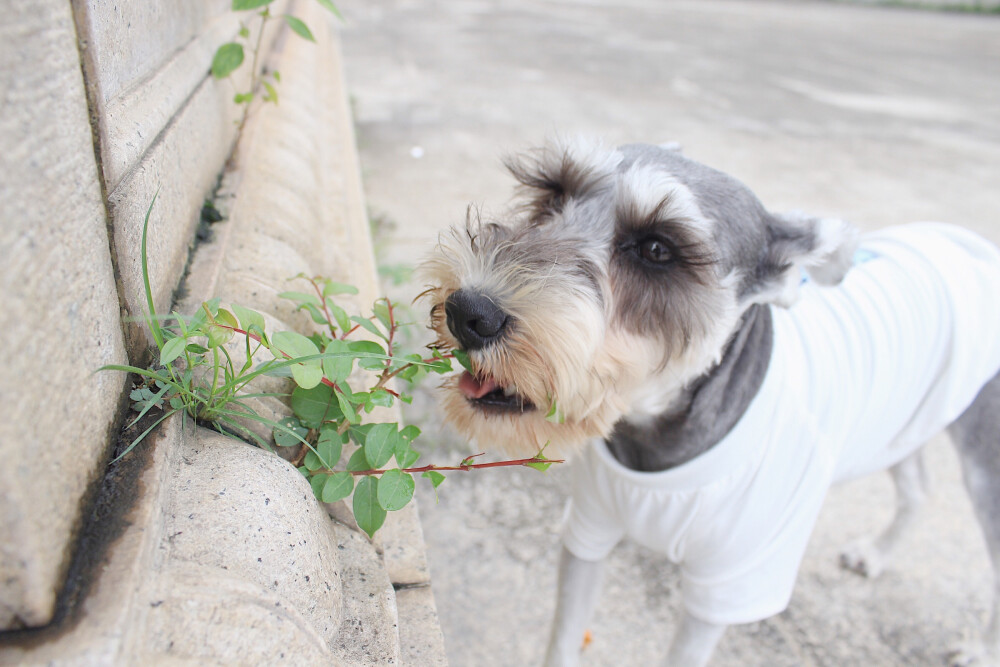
[503,139,617,222]
[754,211,859,307]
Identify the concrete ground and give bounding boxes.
[337,1,1000,664]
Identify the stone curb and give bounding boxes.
[0,0,129,629]
[0,1,446,663]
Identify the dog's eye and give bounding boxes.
[639,238,672,264]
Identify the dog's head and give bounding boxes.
[420,139,858,456]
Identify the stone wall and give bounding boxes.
[0,0,445,663]
[0,0,128,630]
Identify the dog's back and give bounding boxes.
[782,222,1000,482]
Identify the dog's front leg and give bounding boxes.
[665,611,727,667]
[544,547,606,667]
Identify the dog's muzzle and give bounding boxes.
[443,289,536,414]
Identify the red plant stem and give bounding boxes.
[339,324,361,340]
[221,324,348,395]
[216,321,453,399]
[308,277,337,339]
[334,455,564,477]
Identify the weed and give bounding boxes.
[211,0,343,137]
[101,198,560,537]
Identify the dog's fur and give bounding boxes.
[421,138,1000,666]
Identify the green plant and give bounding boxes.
[101,198,560,538]
[211,0,341,136]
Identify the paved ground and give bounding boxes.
[338,1,1000,664]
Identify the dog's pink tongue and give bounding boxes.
[458,371,499,400]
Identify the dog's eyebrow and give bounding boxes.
[614,196,716,269]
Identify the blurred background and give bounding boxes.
[337,1,1000,664]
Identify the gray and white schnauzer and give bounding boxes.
[421,138,1000,666]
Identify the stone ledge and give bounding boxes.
[0,0,128,630]
[0,413,181,664]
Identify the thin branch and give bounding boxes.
[321,454,564,477]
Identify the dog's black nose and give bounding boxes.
[444,289,509,350]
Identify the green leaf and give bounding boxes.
[273,331,322,388]
[231,304,266,334]
[322,281,358,297]
[372,301,392,329]
[127,383,170,426]
[262,79,279,104]
[301,302,327,324]
[172,310,189,336]
[186,343,209,354]
[212,43,245,79]
[363,423,397,468]
[376,469,414,511]
[113,408,177,463]
[545,401,564,424]
[336,389,359,424]
[422,470,446,489]
[234,92,254,104]
[291,384,342,428]
[346,448,370,472]
[428,358,452,375]
[232,0,273,9]
[160,336,188,365]
[349,340,387,370]
[139,193,164,349]
[283,14,315,42]
[189,298,219,333]
[321,472,354,503]
[422,470,445,502]
[207,324,235,348]
[273,70,281,82]
[216,308,239,329]
[525,452,553,472]
[353,477,386,538]
[349,316,387,341]
[316,426,343,468]
[397,361,421,382]
[238,25,250,38]
[395,443,420,469]
[290,364,324,389]
[322,339,354,384]
[314,0,344,20]
[304,449,323,471]
[367,388,393,409]
[272,330,319,358]
[310,473,326,498]
[451,348,474,373]
[394,426,420,468]
[327,300,351,335]
[273,416,309,447]
[345,391,369,406]
[347,423,373,446]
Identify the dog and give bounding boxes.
[420,138,1000,666]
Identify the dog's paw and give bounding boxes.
[838,539,886,578]
[947,640,999,667]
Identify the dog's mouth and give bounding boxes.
[457,371,536,414]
